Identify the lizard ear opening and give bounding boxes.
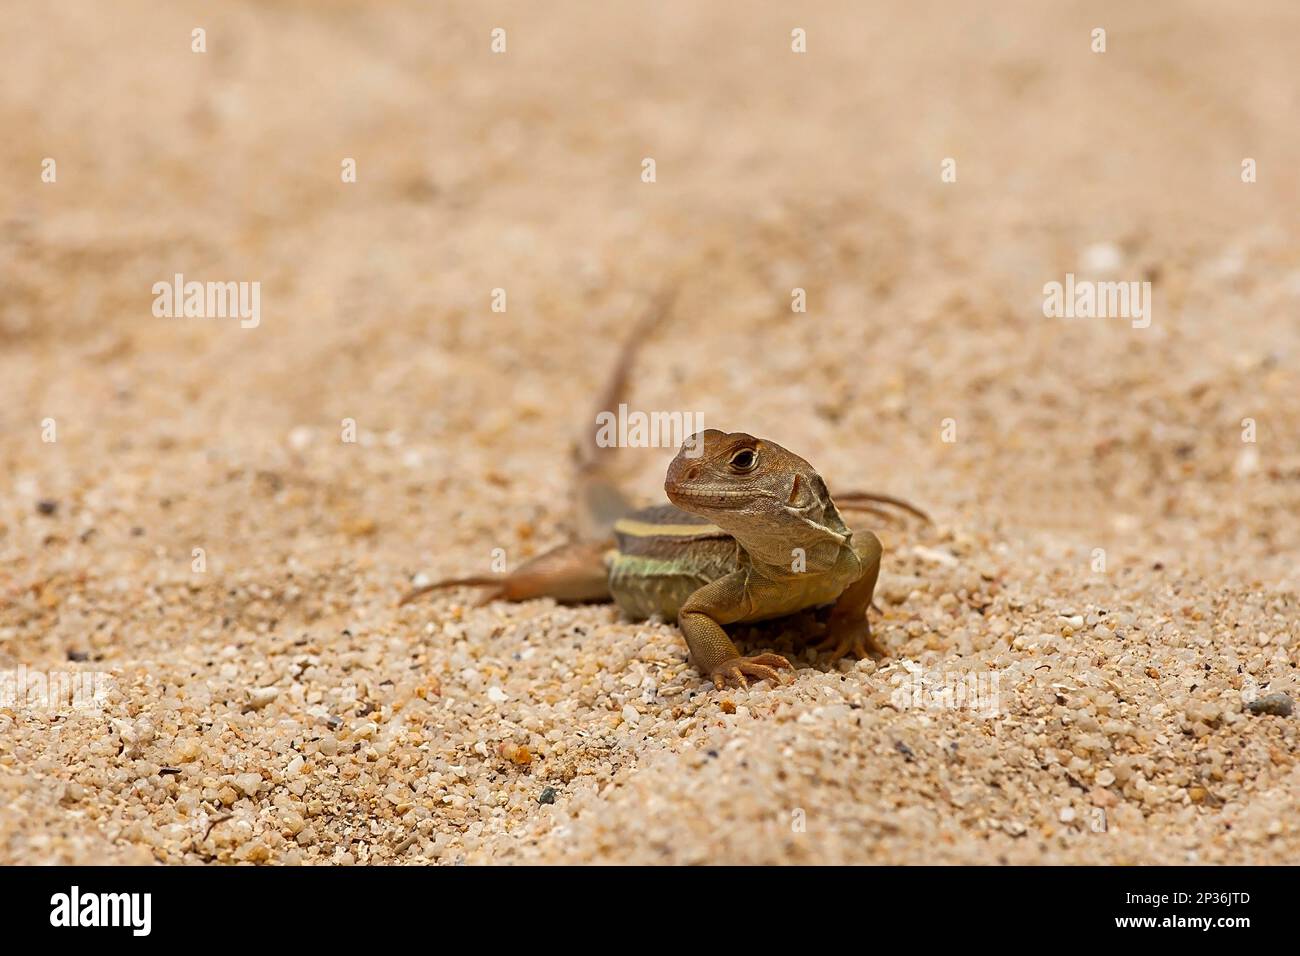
[788,472,824,511]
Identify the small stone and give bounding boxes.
[245,686,279,710]
[913,546,958,567]
[719,699,736,715]
[116,717,156,758]
[172,739,202,763]
[1058,806,1076,823]
[1246,693,1293,717]
[537,786,557,805]
[1081,241,1123,274]
[288,426,314,450]
[1089,786,1117,808]
[238,840,271,863]
[621,704,640,726]
[1234,447,1260,477]
[487,686,508,703]
[500,742,532,766]
[1095,769,1116,786]
[233,772,263,797]
[36,499,58,516]
[342,516,377,538]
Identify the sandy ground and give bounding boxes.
[1,1,1298,865]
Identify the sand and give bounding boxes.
[1,0,1297,865]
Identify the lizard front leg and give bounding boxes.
[821,530,886,660]
[678,572,793,689]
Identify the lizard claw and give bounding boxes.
[710,653,793,690]
[821,619,886,661]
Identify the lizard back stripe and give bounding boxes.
[613,519,725,539]
[614,504,730,560]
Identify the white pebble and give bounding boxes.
[1234,447,1259,476]
[912,546,959,567]
[1081,242,1123,274]
[246,686,279,710]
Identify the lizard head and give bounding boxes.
[664,429,850,566]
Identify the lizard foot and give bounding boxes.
[820,620,886,661]
[710,653,793,690]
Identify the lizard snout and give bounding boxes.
[663,458,698,501]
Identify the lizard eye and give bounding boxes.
[729,449,758,472]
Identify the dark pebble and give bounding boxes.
[36,499,58,516]
[1246,693,1293,717]
[537,786,557,805]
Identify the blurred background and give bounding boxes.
[3,1,1297,573]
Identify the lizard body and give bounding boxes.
[401,296,926,689]
[608,504,738,621]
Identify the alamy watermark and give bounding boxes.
[50,886,151,936]
[889,663,1000,717]
[0,666,112,713]
[594,404,705,456]
[152,273,260,328]
[1042,273,1151,329]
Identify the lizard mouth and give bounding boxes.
[664,486,760,511]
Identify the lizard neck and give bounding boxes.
[730,485,854,575]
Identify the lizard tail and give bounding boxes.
[399,541,612,607]
[402,291,675,607]
[572,288,678,540]
[398,577,504,606]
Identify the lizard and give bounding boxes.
[400,294,929,689]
